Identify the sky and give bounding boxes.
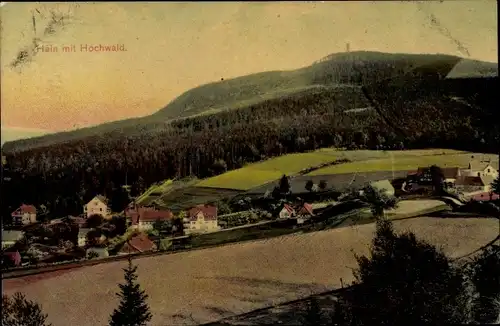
[0,1,497,133]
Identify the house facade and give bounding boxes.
[11,204,37,225]
[84,195,111,219]
[126,205,173,230]
[184,205,219,234]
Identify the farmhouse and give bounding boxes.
[126,205,173,230]
[295,203,314,225]
[461,158,498,178]
[11,204,37,225]
[184,204,219,234]
[278,204,296,219]
[2,230,24,249]
[117,233,157,255]
[84,195,111,219]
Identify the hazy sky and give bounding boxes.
[0,1,497,132]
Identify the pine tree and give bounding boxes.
[109,256,152,326]
[2,292,51,326]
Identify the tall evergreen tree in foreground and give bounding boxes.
[2,292,51,326]
[331,219,473,325]
[110,256,152,326]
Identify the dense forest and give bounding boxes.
[1,53,498,222]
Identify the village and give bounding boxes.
[2,156,499,269]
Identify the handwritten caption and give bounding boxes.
[36,44,127,53]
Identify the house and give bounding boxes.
[2,230,24,249]
[461,158,499,179]
[296,203,314,225]
[2,251,22,267]
[278,204,296,219]
[126,205,173,230]
[86,247,109,258]
[84,195,111,219]
[368,179,396,197]
[11,204,37,225]
[455,175,494,195]
[78,228,92,247]
[184,204,219,234]
[117,233,157,255]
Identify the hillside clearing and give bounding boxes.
[308,152,498,176]
[3,217,497,326]
[197,149,467,190]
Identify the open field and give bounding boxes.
[308,152,498,176]
[156,186,244,212]
[195,149,469,190]
[3,217,497,326]
[246,170,409,195]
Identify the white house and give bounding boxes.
[11,204,37,225]
[461,159,499,179]
[183,205,220,234]
[84,195,111,219]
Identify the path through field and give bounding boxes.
[3,217,498,326]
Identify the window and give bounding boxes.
[100,208,103,212]
[477,172,481,177]
[488,169,490,173]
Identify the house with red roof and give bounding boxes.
[11,204,37,225]
[295,202,314,225]
[117,233,157,255]
[278,204,296,219]
[183,204,219,234]
[126,205,173,231]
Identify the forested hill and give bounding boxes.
[3,51,496,152]
[1,51,497,221]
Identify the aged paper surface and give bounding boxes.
[1,2,498,325]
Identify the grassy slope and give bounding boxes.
[308,152,499,176]
[197,148,468,190]
[4,217,497,326]
[4,51,496,152]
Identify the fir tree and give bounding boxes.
[2,292,51,326]
[109,256,152,326]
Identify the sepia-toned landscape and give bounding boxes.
[1,2,499,326]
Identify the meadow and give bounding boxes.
[196,148,468,190]
[4,217,497,326]
[308,152,498,176]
